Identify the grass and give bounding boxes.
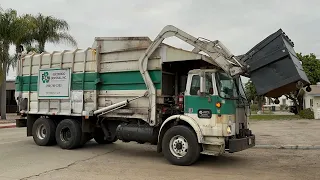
[251,111,274,115]
[249,115,301,121]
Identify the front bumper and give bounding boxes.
[228,135,255,153]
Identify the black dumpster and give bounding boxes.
[241,29,310,98]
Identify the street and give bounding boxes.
[0,127,319,180]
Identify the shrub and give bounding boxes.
[250,104,259,111]
[299,108,314,119]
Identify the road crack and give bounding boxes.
[20,148,119,180]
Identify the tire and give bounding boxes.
[162,125,200,166]
[73,120,92,147]
[80,132,93,146]
[32,117,56,146]
[93,128,118,144]
[55,119,82,149]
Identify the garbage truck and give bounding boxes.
[15,25,311,166]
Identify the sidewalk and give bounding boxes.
[0,113,19,129]
[0,123,16,129]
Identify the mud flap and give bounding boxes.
[16,118,27,127]
[241,29,310,98]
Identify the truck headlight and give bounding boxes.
[227,125,232,135]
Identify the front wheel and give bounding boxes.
[162,125,200,166]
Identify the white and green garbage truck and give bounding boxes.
[15,25,311,165]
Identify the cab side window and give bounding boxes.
[190,75,200,95]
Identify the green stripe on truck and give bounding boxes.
[184,96,236,114]
[15,70,162,91]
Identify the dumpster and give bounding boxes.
[241,29,310,98]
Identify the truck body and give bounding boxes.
[15,25,310,166]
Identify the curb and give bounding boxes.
[0,124,16,129]
[254,144,320,150]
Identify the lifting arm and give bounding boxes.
[138,25,247,125]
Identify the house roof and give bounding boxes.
[305,85,320,96]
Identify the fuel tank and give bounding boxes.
[240,29,310,98]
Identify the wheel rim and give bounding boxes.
[60,127,72,142]
[36,124,47,140]
[169,135,189,158]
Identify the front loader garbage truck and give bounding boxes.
[15,25,310,166]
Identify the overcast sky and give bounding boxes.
[2,0,320,80]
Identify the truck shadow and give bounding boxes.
[197,154,246,166]
[81,141,247,167]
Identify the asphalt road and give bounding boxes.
[0,127,319,180]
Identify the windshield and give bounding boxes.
[215,72,238,100]
[236,77,250,106]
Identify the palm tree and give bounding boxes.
[29,13,77,52]
[13,14,36,55]
[0,10,77,119]
[0,9,34,119]
[0,8,20,119]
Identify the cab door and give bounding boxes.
[184,72,216,117]
[184,71,237,117]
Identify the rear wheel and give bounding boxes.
[55,119,82,149]
[32,117,56,146]
[93,128,118,144]
[162,125,200,166]
[80,132,93,146]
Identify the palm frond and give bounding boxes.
[6,55,16,73]
[25,43,40,53]
[30,13,77,52]
[48,32,77,47]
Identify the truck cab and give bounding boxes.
[182,69,254,155]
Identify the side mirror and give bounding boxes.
[200,76,205,94]
[199,71,206,94]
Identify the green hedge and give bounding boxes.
[299,108,314,119]
[250,104,259,111]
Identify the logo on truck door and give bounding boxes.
[42,71,50,83]
[198,109,212,118]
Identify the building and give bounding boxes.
[263,95,293,111]
[303,84,320,119]
[265,95,294,106]
[5,80,18,113]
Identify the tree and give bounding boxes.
[28,13,77,53]
[297,53,320,85]
[0,8,21,119]
[25,44,41,54]
[245,80,265,110]
[13,14,37,56]
[284,89,304,114]
[244,81,256,103]
[284,53,320,114]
